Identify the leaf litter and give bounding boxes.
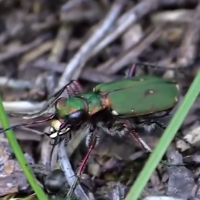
[1,0,200,200]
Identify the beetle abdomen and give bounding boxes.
[93,76,179,117]
[93,75,170,93]
[107,82,179,116]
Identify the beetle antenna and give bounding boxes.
[134,61,191,71]
[0,114,55,135]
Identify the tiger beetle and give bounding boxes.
[0,63,180,195]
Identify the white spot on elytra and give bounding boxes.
[149,90,154,94]
[140,79,144,81]
[175,97,178,102]
[131,110,134,112]
[112,110,119,115]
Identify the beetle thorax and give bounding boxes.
[55,97,87,119]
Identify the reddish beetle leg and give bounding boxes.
[67,132,97,197]
[64,80,83,98]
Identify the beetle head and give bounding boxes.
[55,97,88,127]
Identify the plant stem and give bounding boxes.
[0,95,48,200]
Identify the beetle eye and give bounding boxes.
[68,109,86,125]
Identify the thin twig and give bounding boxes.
[20,41,54,65]
[23,23,72,119]
[66,125,89,158]
[58,0,125,88]
[91,0,161,56]
[2,101,53,112]
[96,26,162,74]
[49,23,71,63]
[45,23,72,98]
[177,2,200,67]
[0,34,51,63]
[92,0,197,57]
[61,0,89,11]
[151,10,194,24]
[0,77,33,90]
[32,59,120,82]
[12,127,42,141]
[60,9,102,23]
[58,140,90,200]
[47,24,71,96]
[40,134,52,169]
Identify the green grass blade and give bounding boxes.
[0,95,48,200]
[125,69,200,200]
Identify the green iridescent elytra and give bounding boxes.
[55,75,179,120]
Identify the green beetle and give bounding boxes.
[0,63,180,196]
[1,64,179,150]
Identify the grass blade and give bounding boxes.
[125,69,200,200]
[0,95,48,200]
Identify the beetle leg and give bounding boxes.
[108,119,152,152]
[49,134,69,146]
[122,123,152,152]
[49,131,66,161]
[68,132,98,197]
[54,80,82,98]
[96,121,111,135]
[126,64,136,77]
[128,128,152,152]
[71,80,83,95]
[152,120,196,150]
[150,120,166,129]
[65,80,83,97]
[126,63,151,77]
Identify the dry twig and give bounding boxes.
[0,34,51,63]
[58,0,125,87]
[177,2,200,67]
[58,140,90,200]
[96,26,162,74]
